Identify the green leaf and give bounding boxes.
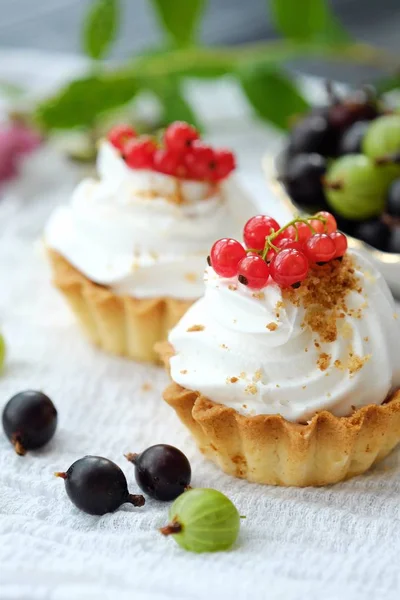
[145,78,201,129]
[36,73,138,129]
[150,0,206,47]
[270,0,350,44]
[238,64,309,130]
[82,0,120,60]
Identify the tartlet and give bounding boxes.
[157,213,400,485]
[45,122,254,362]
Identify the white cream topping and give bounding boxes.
[169,251,400,422]
[45,141,255,299]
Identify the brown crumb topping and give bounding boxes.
[228,284,237,291]
[275,300,284,319]
[364,336,369,342]
[180,369,188,374]
[285,254,362,344]
[187,324,205,332]
[253,370,262,382]
[239,371,247,379]
[348,353,371,375]
[220,343,229,350]
[266,322,278,331]
[252,291,265,300]
[317,352,331,371]
[226,376,238,384]
[245,383,258,395]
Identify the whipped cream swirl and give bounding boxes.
[45,141,254,299]
[169,251,400,422]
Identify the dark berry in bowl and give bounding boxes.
[386,179,400,217]
[338,121,370,155]
[328,87,379,131]
[55,456,145,515]
[2,390,57,455]
[288,113,337,157]
[353,219,390,251]
[280,153,327,210]
[126,444,191,501]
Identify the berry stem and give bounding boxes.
[124,452,139,464]
[12,434,26,456]
[54,471,67,479]
[261,214,327,259]
[322,178,343,191]
[160,519,183,536]
[127,494,146,507]
[375,152,400,166]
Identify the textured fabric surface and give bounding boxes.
[1,50,400,600]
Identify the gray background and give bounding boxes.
[0,0,399,82]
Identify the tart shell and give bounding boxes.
[47,250,193,363]
[158,344,400,486]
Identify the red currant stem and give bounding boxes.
[261,215,327,258]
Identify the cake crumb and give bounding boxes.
[364,336,369,342]
[184,272,197,283]
[252,291,265,300]
[220,343,229,350]
[239,371,247,379]
[180,370,187,375]
[141,382,152,392]
[187,324,205,332]
[340,321,353,340]
[266,322,278,331]
[314,341,320,349]
[228,284,237,291]
[245,383,258,395]
[226,376,238,384]
[334,359,344,370]
[317,353,331,371]
[253,370,262,382]
[275,300,284,319]
[304,347,308,353]
[302,385,307,389]
[348,353,371,375]
[242,404,248,409]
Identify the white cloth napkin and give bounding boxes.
[1,50,400,600]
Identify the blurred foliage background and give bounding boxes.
[2,0,400,144]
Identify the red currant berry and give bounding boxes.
[309,219,325,234]
[237,255,270,289]
[243,215,280,250]
[153,149,186,177]
[304,233,336,263]
[276,238,305,252]
[315,211,337,234]
[330,231,348,259]
[185,142,216,180]
[266,248,277,263]
[164,122,199,152]
[211,149,236,181]
[210,238,246,278]
[124,137,157,169]
[108,124,136,151]
[270,249,309,288]
[285,222,313,244]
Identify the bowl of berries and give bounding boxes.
[263,83,400,297]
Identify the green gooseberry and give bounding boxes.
[0,333,5,372]
[160,488,241,553]
[324,154,387,220]
[362,114,400,180]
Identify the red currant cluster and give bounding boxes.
[209,212,348,290]
[107,122,235,182]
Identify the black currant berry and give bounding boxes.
[126,444,191,501]
[338,121,370,155]
[353,220,390,251]
[2,390,57,455]
[55,456,145,515]
[281,153,327,209]
[329,87,379,131]
[386,179,400,218]
[388,228,400,253]
[288,113,337,157]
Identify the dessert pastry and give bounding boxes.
[158,212,400,486]
[45,122,253,362]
